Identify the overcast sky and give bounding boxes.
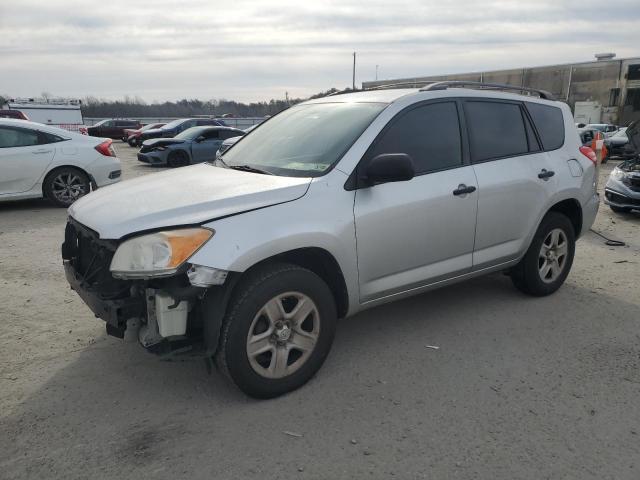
[1,0,639,103]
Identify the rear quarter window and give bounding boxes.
[525,102,565,151]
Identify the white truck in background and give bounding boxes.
[2,98,87,134]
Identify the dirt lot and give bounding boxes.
[1,144,639,479]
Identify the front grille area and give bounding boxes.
[605,190,640,206]
[62,220,129,300]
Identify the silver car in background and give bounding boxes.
[604,120,640,212]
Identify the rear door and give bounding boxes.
[353,100,478,302]
[190,129,222,163]
[464,99,558,269]
[0,125,56,194]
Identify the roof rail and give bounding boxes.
[420,81,555,100]
[364,81,433,91]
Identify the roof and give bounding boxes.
[305,89,417,104]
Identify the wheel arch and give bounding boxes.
[546,198,582,237]
[241,247,349,319]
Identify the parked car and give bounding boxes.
[138,126,244,167]
[604,120,640,213]
[216,124,257,156]
[582,123,619,137]
[0,109,29,120]
[123,123,165,146]
[63,85,598,398]
[138,118,224,143]
[603,127,634,159]
[87,119,142,139]
[0,119,121,207]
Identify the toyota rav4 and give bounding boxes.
[62,82,599,398]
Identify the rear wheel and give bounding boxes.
[510,212,575,296]
[43,167,91,207]
[167,150,190,168]
[216,263,337,398]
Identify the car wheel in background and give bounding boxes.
[216,263,337,398]
[43,167,91,208]
[167,150,190,168]
[510,212,575,297]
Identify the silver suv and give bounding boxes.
[62,82,599,398]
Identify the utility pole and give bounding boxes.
[285,91,289,105]
[375,64,379,81]
[352,52,356,90]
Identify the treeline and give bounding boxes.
[79,88,344,118]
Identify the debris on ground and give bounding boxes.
[283,431,303,438]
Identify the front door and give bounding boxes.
[0,125,55,195]
[190,130,222,163]
[353,100,478,302]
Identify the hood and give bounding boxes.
[68,164,311,239]
[141,138,186,151]
[625,121,639,151]
[140,128,165,138]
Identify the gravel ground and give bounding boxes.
[1,143,639,479]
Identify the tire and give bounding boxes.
[510,212,575,297]
[610,205,631,213]
[43,167,91,208]
[216,263,337,398]
[167,150,190,168]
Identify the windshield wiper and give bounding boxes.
[228,164,274,175]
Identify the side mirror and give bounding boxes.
[195,135,206,143]
[361,153,415,186]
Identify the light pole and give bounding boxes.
[375,64,379,81]
[352,52,356,91]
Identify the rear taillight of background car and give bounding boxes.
[95,139,116,157]
[579,145,597,164]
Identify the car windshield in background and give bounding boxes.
[175,127,206,140]
[612,128,627,138]
[162,119,186,129]
[218,102,386,177]
[140,123,159,132]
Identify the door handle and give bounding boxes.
[453,184,476,196]
[32,149,52,154]
[538,169,555,180]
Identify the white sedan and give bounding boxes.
[0,119,121,207]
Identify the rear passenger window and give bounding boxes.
[368,101,462,174]
[525,102,565,151]
[464,101,529,162]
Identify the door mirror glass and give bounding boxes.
[361,153,415,186]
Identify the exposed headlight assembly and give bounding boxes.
[110,228,213,279]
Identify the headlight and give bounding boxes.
[110,228,213,279]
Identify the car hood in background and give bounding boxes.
[68,164,312,239]
[141,138,186,150]
[625,121,639,151]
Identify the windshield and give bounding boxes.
[162,118,187,129]
[612,128,627,138]
[175,126,207,140]
[141,123,161,132]
[219,102,386,177]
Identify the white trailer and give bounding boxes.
[2,98,87,134]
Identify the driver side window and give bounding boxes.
[366,101,463,175]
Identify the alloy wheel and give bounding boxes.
[538,228,568,283]
[246,292,320,379]
[51,172,88,205]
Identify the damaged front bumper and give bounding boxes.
[62,218,227,358]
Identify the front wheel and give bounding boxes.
[216,263,337,398]
[167,150,190,168]
[510,212,575,296]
